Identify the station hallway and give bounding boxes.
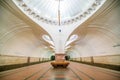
[0,0,120,80]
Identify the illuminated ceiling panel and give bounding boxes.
[13,0,106,25]
[23,0,94,18]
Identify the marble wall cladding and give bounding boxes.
[72,55,120,66]
[93,55,120,65]
[29,57,40,62]
[0,55,28,66]
[0,55,50,66]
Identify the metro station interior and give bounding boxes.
[0,0,120,80]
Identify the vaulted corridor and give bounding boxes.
[0,0,120,80]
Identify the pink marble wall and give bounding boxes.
[55,54,65,62]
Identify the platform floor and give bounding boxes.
[0,61,120,80]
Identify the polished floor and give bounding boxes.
[0,62,120,80]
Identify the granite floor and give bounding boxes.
[0,61,120,80]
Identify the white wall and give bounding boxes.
[68,0,120,57]
[0,2,52,58]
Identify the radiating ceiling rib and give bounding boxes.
[22,0,96,22]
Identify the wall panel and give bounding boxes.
[0,55,27,66]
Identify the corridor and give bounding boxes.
[0,0,120,80]
[0,62,120,80]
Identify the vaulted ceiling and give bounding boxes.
[0,0,120,58]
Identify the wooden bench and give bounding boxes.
[51,61,69,68]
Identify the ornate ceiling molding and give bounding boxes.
[12,0,106,25]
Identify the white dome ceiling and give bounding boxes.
[23,0,94,19]
[22,0,95,25]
